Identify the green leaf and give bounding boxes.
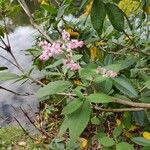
[46,59,63,69]
[86,93,112,103]
[113,77,138,97]
[62,99,83,115]
[91,0,106,37]
[123,112,132,130]
[96,132,106,139]
[94,75,107,83]
[68,101,91,142]
[59,117,69,136]
[116,142,134,150]
[0,26,4,38]
[104,54,113,66]
[41,4,57,15]
[36,80,71,98]
[99,79,113,93]
[142,146,150,150]
[133,111,145,126]
[80,0,89,10]
[0,70,19,81]
[120,57,136,70]
[91,117,100,125]
[72,55,83,61]
[79,67,96,80]
[99,136,115,147]
[0,66,8,71]
[132,137,150,146]
[73,87,85,99]
[57,4,69,20]
[104,64,121,72]
[113,126,122,138]
[105,3,124,31]
[144,80,150,89]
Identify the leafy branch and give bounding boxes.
[17,0,53,44]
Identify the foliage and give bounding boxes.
[0,127,43,149]
[0,0,150,149]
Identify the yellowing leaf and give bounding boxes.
[129,125,139,131]
[18,141,26,146]
[66,29,80,38]
[124,35,133,41]
[80,138,88,150]
[96,41,107,46]
[144,6,150,15]
[116,119,122,126]
[123,129,133,138]
[73,79,83,86]
[90,46,102,61]
[83,1,93,16]
[143,132,150,141]
[38,0,49,5]
[118,0,140,16]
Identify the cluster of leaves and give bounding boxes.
[0,0,150,149]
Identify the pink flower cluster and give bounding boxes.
[39,30,84,71]
[96,67,117,78]
[63,59,80,71]
[39,41,63,61]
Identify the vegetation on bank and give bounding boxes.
[0,0,150,149]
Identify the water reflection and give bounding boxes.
[0,26,40,130]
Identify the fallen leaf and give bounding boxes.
[143,132,150,141]
[80,138,88,150]
[18,141,26,146]
[116,119,122,126]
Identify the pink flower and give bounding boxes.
[69,63,80,71]
[67,39,84,50]
[51,42,63,56]
[38,29,84,62]
[39,53,49,61]
[96,66,117,78]
[62,30,70,41]
[63,59,80,71]
[38,40,51,47]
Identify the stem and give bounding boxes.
[1,17,45,86]
[0,86,33,96]
[3,15,11,49]
[123,30,137,50]
[0,44,6,50]
[20,107,52,139]
[94,106,145,112]
[112,97,150,108]
[0,36,8,48]
[57,92,150,109]
[13,116,35,140]
[0,54,19,68]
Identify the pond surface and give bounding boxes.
[0,26,41,131]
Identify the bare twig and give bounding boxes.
[0,44,6,50]
[3,15,11,49]
[123,30,138,50]
[0,86,33,96]
[13,116,35,140]
[0,14,45,87]
[0,36,8,48]
[0,54,18,68]
[20,107,51,139]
